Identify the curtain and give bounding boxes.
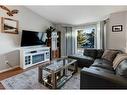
[64,27,73,56]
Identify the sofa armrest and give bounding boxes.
[80,67,127,89]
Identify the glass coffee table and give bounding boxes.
[38,57,77,89]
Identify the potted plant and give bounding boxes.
[46,26,56,38]
[46,26,56,46]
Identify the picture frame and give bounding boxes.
[1,17,19,34]
[112,25,123,32]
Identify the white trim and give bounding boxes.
[0,65,19,73]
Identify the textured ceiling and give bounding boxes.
[26,6,127,25]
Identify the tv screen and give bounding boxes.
[21,30,47,47]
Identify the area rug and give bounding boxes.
[0,67,80,89]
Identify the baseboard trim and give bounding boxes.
[0,65,19,73]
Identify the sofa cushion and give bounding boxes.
[101,49,121,63]
[116,59,127,78]
[89,66,114,74]
[91,59,113,71]
[83,48,97,59]
[96,49,104,58]
[113,54,127,70]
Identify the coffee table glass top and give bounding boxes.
[44,58,77,72]
[39,57,78,89]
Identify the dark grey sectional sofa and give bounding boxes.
[68,48,127,89]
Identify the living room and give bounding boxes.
[1,4,127,91]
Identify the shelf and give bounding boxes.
[57,75,72,88]
[47,31,61,59]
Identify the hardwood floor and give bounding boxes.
[0,67,23,81]
[0,62,49,89]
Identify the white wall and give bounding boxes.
[106,11,127,52]
[0,6,52,72]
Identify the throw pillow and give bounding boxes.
[96,49,104,58]
[116,59,127,78]
[113,54,127,70]
[101,49,120,63]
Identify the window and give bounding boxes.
[77,25,96,53]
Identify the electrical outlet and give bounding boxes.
[5,60,13,67]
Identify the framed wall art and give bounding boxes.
[112,25,123,32]
[1,17,19,34]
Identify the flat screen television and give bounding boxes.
[21,30,47,47]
